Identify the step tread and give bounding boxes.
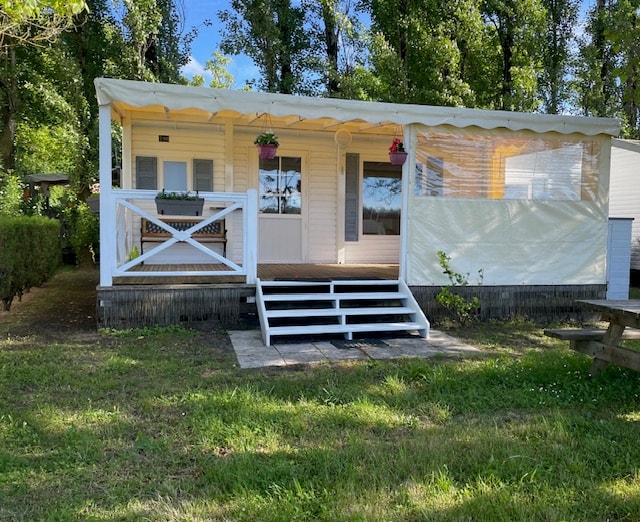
[259,279,399,287]
[265,306,417,318]
[262,291,407,302]
[267,322,425,335]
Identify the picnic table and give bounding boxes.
[544,300,640,376]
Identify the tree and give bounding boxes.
[0,0,89,170]
[303,0,366,97]
[190,51,235,88]
[611,1,640,137]
[537,0,579,114]
[361,0,485,106]
[574,0,618,119]
[480,0,546,111]
[219,0,310,93]
[0,0,88,46]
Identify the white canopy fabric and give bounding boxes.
[95,78,621,137]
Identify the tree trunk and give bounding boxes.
[0,43,17,170]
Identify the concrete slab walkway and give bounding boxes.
[229,329,482,369]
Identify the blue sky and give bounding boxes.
[181,0,259,88]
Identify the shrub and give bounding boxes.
[436,250,483,326]
[0,216,61,310]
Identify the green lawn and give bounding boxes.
[1,271,640,520]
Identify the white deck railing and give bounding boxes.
[99,188,258,287]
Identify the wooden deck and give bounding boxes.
[112,263,400,285]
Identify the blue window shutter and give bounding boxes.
[136,156,157,190]
[193,159,213,192]
[345,153,359,241]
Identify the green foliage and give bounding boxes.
[436,250,483,326]
[538,0,580,114]
[202,51,235,89]
[0,169,24,216]
[53,189,99,263]
[70,205,99,263]
[0,215,60,310]
[253,131,279,146]
[155,189,202,201]
[219,0,311,93]
[0,0,88,45]
[15,123,86,178]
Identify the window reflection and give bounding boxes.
[259,156,302,214]
[362,161,401,235]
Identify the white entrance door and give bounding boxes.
[257,155,304,263]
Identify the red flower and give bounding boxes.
[389,138,405,153]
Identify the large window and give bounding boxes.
[362,161,401,235]
[414,130,600,201]
[259,156,302,214]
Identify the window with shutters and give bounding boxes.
[135,157,213,192]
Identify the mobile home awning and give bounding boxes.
[95,78,620,137]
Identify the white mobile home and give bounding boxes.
[94,78,620,334]
[609,139,640,285]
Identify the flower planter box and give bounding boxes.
[389,151,408,166]
[155,198,204,216]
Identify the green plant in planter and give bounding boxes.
[155,190,204,216]
[254,132,279,146]
[156,189,201,200]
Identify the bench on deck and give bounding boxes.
[140,217,227,256]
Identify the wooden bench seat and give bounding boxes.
[544,328,640,341]
[140,217,226,256]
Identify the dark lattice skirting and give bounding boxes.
[96,283,606,331]
[409,284,607,323]
[96,284,256,329]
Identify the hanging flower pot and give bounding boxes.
[389,138,407,165]
[255,131,279,159]
[389,151,408,165]
[257,143,278,159]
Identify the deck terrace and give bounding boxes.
[112,263,400,285]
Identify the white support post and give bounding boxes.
[98,104,114,287]
[245,188,258,284]
[399,124,413,281]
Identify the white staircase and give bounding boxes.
[255,278,430,346]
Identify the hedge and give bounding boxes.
[0,216,61,311]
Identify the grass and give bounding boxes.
[1,270,640,520]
